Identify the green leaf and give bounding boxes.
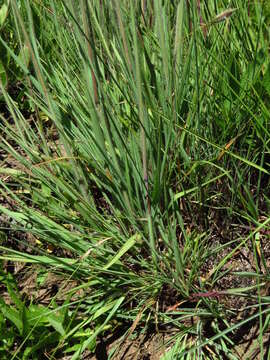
[41,183,51,198]
[0,60,7,88]
[103,233,139,270]
[0,299,23,335]
[262,64,270,96]
[173,173,228,201]
[0,2,9,29]
[47,314,65,336]
[64,345,82,353]
[6,283,24,311]
[22,332,59,358]
[27,304,50,325]
[93,300,119,321]
[17,43,30,69]
[71,296,124,360]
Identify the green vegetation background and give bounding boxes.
[0,0,270,359]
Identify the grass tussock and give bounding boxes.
[0,0,270,359]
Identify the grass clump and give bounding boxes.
[0,0,270,358]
